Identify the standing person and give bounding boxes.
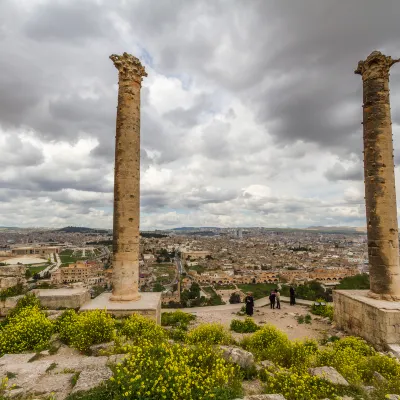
[244,292,254,316]
[275,289,281,309]
[269,290,276,309]
[290,287,296,306]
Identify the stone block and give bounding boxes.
[333,290,400,349]
[309,366,349,386]
[71,366,112,394]
[80,292,162,324]
[33,288,90,309]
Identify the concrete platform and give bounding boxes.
[80,292,162,324]
[333,290,400,350]
[33,288,90,309]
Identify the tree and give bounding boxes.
[229,292,241,304]
[153,282,165,292]
[336,274,370,290]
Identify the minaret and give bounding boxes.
[109,53,147,301]
[355,51,400,300]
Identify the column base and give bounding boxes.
[80,292,162,324]
[368,291,400,302]
[109,293,141,302]
[333,290,400,349]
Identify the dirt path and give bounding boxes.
[192,302,333,341]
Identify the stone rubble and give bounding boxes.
[309,366,349,386]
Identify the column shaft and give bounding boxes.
[356,51,400,300]
[109,53,147,301]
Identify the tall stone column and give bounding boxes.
[355,51,400,300]
[109,53,147,301]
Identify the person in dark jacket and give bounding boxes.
[290,287,296,305]
[269,290,276,309]
[244,292,254,316]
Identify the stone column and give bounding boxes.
[109,53,147,301]
[355,51,400,300]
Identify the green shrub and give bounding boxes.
[161,310,196,328]
[230,317,260,333]
[316,339,374,384]
[241,324,291,363]
[287,339,319,371]
[311,300,334,321]
[168,327,188,342]
[0,306,54,355]
[0,283,25,301]
[119,313,167,344]
[186,323,233,345]
[304,314,312,324]
[263,368,346,400]
[56,310,115,352]
[6,293,42,321]
[111,340,242,399]
[297,315,305,324]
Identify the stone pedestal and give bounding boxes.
[80,292,162,324]
[33,288,90,309]
[333,290,400,349]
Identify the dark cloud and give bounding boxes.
[324,162,364,182]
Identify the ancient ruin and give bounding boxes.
[108,52,147,302]
[355,51,400,300]
[80,53,161,322]
[334,51,400,349]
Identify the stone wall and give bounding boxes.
[32,288,90,309]
[334,289,400,349]
[0,295,23,317]
[0,265,26,289]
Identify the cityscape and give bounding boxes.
[0,225,368,310]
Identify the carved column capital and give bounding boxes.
[355,51,399,80]
[110,52,147,84]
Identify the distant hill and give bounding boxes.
[172,227,219,231]
[56,226,110,234]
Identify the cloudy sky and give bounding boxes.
[1,0,400,229]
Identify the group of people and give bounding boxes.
[244,287,296,316]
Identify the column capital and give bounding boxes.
[110,52,147,84]
[355,51,399,80]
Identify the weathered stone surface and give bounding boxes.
[220,346,255,369]
[32,288,90,309]
[31,373,73,399]
[373,370,387,383]
[71,366,112,394]
[386,395,400,400]
[355,51,400,300]
[234,395,286,400]
[309,366,349,386]
[259,360,275,369]
[109,52,146,302]
[50,356,108,374]
[89,341,114,356]
[333,290,400,347]
[108,354,128,365]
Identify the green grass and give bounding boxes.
[28,265,47,274]
[188,265,205,274]
[237,283,277,300]
[202,286,215,295]
[214,283,236,290]
[59,249,89,265]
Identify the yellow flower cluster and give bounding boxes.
[56,309,115,352]
[241,324,292,364]
[111,340,241,399]
[161,310,196,327]
[186,323,233,345]
[230,317,260,333]
[0,305,54,355]
[264,368,338,400]
[119,313,167,345]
